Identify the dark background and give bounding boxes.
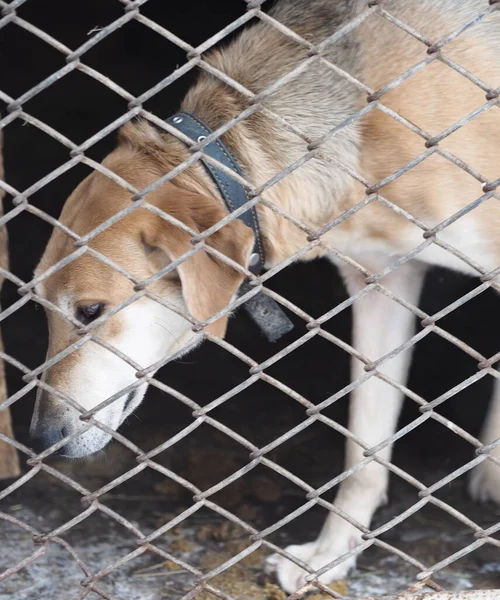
[0,0,498,476]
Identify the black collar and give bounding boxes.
[166,111,293,342]
[166,111,264,274]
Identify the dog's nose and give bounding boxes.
[30,425,67,454]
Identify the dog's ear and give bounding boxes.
[144,187,254,337]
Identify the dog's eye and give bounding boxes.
[77,303,105,325]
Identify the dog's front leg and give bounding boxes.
[469,373,500,504]
[269,261,426,593]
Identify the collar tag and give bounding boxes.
[239,282,294,343]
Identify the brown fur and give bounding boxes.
[38,157,253,347]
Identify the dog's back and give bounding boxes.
[354,1,500,273]
[184,0,500,273]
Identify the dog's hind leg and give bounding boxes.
[469,374,500,504]
[268,260,426,593]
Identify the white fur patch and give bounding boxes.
[33,292,202,457]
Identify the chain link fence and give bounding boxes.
[1,0,500,598]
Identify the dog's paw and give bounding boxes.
[266,538,358,594]
[469,458,500,505]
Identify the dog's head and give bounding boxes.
[29,121,254,457]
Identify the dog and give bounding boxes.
[28,0,500,593]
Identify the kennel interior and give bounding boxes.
[0,1,500,599]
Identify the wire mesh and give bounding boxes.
[0,0,500,598]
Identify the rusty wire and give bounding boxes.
[0,0,499,598]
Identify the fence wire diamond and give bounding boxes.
[0,0,500,599]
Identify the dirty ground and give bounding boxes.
[1,419,499,600]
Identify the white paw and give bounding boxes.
[469,457,500,504]
[266,538,358,594]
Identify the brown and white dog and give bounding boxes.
[29,0,500,592]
